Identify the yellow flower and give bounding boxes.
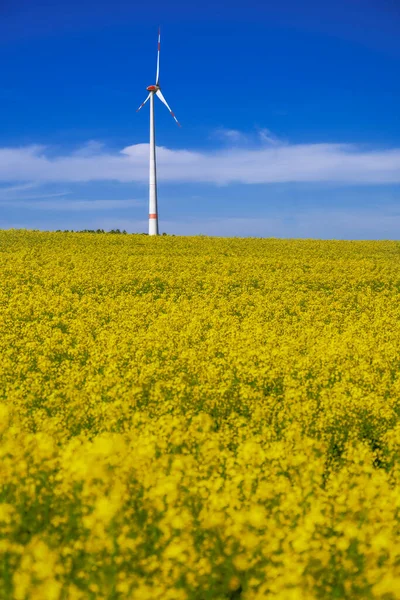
[2,231,400,598]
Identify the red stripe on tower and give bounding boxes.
[149,213,157,219]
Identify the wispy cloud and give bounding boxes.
[0,140,399,185]
[0,198,144,211]
[0,181,70,200]
[0,182,40,193]
[213,128,247,143]
[213,127,282,146]
[72,140,106,157]
[257,128,282,146]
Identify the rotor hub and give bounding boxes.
[146,85,160,92]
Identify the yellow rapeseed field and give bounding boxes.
[1,230,400,600]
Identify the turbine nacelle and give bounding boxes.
[146,85,160,92]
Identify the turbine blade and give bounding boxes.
[156,27,161,85]
[155,89,181,127]
[136,93,151,112]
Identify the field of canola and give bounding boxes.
[1,230,400,600]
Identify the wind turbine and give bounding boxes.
[137,28,181,236]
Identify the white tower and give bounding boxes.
[137,28,181,236]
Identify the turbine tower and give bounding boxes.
[137,28,181,236]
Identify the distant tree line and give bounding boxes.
[55,229,128,234]
[54,229,172,235]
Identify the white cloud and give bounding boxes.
[0,140,399,185]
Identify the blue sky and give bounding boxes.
[0,0,399,238]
